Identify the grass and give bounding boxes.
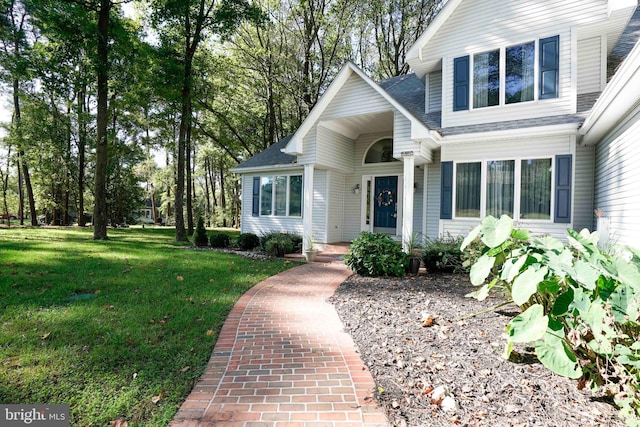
[0,226,298,426]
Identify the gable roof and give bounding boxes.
[231,135,297,172]
[282,62,438,155]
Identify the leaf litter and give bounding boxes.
[329,273,623,427]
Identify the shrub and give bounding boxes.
[462,215,640,425]
[193,217,208,246]
[209,233,231,248]
[344,232,407,277]
[260,232,302,253]
[263,234,294,257]
[422,234,466,273]
[236,233,260,251]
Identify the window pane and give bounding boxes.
[289,175,303,217]
[365,138,398,163]
[274,176,287,216]
[260,177,273,215]
[486,160,515,217]
[455,162,481,218]
[506,42,535,104]
[521,158,551,219]
[473,50,500,108]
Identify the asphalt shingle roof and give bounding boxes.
[233,134,296,170]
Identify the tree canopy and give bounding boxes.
[0,0,442,236]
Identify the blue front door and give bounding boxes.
[374,176,398,232]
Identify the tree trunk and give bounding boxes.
[186,100,194,236]
[219,161,226,228]
[17,151,23,224]
[92,0,111,239]
[203,158,211,226]
[13,77,37,226]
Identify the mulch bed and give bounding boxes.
[329,273,624,427]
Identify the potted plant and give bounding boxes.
[303,234,318,262]
[405,233,423,275]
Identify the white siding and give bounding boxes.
[574,144,595,232]
[578,37,603,94]
[316,126,355,172]
[393,113,420,155]
[313,169,328,243]
[595,106,640,248]
[428,71,442,113]
[239,173,304,237]
[425,150,441,240]
[428,0,611,128]
[321,74,393,120]
[327,170,346,243]
[441,219,570,241]
[442,134,572,161]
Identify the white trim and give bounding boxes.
[303,165,314,250]
[443,123,580,144]
[362,136,397,166]
[230,165,301,174]
[402,153,415,252]
[571,26,578,114]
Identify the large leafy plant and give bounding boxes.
[462,215,640,425]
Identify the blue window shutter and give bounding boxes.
[252,176,260,217]
[453,56,469,111]
[554,155,572,223]
[441,161,453,219]
[539,35,559,99]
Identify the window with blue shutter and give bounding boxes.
[440,161,453,219]
[539,35,559,99]
[453,56,469,111]
[252,176,260,217]
[554,154,572,223]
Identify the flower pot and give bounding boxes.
[407,256,421,275]
[304,250,318,262]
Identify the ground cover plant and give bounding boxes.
[462,215,640,426]
[0,226,296,426]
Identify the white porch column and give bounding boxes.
[401,152,415,252]
[303,164,315,251]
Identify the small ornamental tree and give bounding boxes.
[462,215,640,425]
[193,216,208,247]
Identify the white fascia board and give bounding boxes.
[580,39,640,145]
[229,165,303,174]
[442,123,580,144]
[406,0,463,67]
[318,120,360,140]
[282,63,357,155]
[608,0,637,17]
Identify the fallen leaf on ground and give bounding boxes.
[40,332,51,340]
[176,276,184,281]
[110,418,128,427]
[151,393,162,404]
[179,366,190,373]
[206,330,216,336]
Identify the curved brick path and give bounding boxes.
[168,259,388,427]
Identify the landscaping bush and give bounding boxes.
[209,233,231,248]
[236,233,260,250]
[263,234,295,257]
[462,215,640,425]
[193,216,209,246]
[260,232,302,253]
[422,234,466,273]
[344,232,407,277]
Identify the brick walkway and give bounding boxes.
[168,259,388,427]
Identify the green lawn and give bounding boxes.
[0,226,297,426]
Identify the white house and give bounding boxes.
[232,0,640,251]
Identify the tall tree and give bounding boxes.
[152,0,263,241]
[1,0,38,225]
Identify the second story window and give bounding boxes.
[453,35,559,111]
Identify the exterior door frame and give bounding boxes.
[360,173,403,237]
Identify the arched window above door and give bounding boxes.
[364,138,399,164]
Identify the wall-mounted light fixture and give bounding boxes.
[353,184,361,194]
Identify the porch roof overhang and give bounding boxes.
[229,164,303,174]
[282,62,438,156]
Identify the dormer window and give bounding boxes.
[453,35,559,111]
